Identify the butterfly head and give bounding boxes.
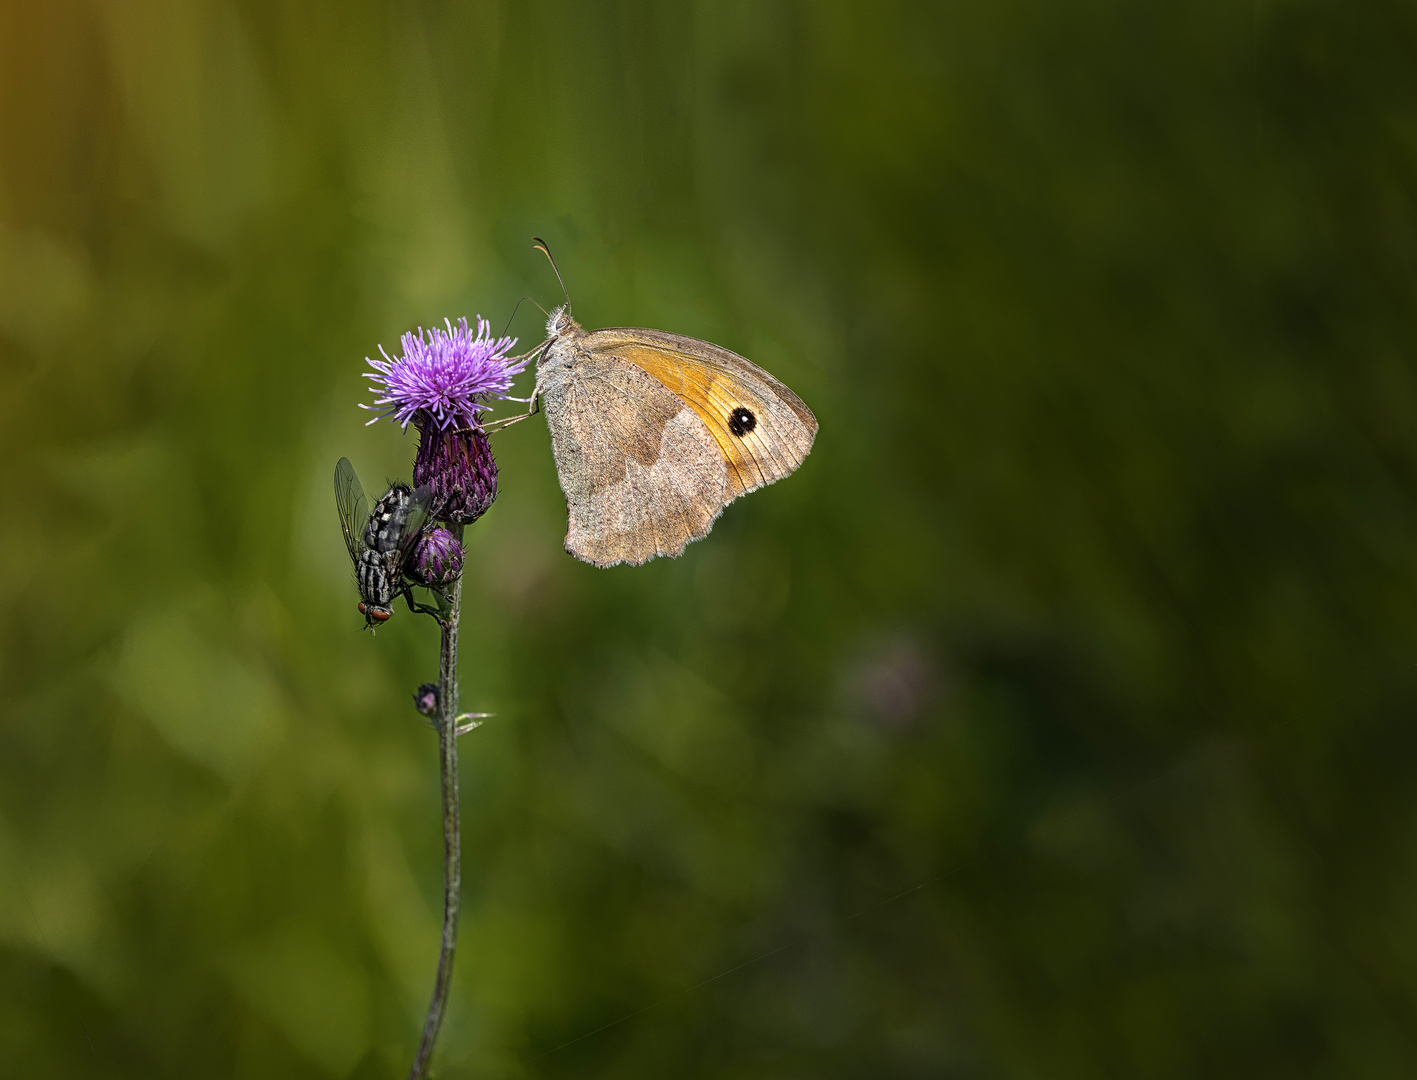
[546,304,580,341]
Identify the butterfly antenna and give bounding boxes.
[501,295,549,337]
[532,236,571,309]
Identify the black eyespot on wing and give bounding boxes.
[728,407,757,437]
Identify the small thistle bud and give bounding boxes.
[407,526,464,587]
[413,682,440,717]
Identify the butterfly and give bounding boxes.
[489,244,817,567]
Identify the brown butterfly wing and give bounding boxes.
[541,353,729,567]
[583,328,818,499]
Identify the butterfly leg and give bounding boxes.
[446,355,546,435]
[502,339,548,366]
[478,367,547,432]
[480,397,541,432]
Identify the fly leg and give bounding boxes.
[400,584,446,619]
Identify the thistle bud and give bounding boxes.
[414,423,498,525]
[407,526,464,588]
[413,682,440,717]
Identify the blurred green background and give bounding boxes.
[2,1,1414,1076]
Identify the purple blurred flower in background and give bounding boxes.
[363,316,525,524]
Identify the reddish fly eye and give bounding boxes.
[358,602,368,614]
[370,609,392,623]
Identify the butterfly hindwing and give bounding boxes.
[540,354,729,567]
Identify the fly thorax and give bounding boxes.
[365,485,413,553]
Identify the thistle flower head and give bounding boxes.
[363,317,523,432]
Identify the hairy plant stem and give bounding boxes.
[408,532,463,1080]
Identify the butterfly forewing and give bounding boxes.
[334,457,370,563]
[584,329,817,499]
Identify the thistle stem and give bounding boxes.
[408,544,463,1080]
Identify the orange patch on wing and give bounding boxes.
[600,341,796,498]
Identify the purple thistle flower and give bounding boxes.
[407,525,465,588]
[363,317,524,432]
[363,315,524,525]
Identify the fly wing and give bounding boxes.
[334,457,369,563]
[397,485,435,562]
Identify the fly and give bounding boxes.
[335,456,434,630]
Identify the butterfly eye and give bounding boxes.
[728,407,757,437]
